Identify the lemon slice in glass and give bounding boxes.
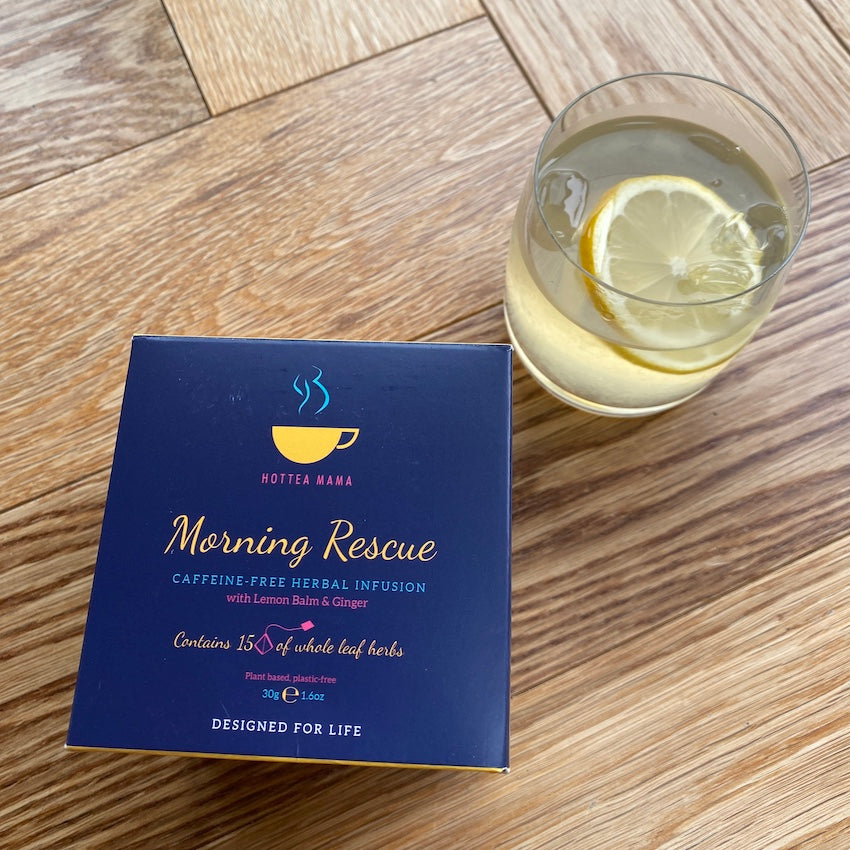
[579,175,765,372]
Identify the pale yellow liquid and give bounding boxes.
[505,116,790,416]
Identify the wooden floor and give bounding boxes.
[3,2,850,848]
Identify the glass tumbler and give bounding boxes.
[504,72,811,416]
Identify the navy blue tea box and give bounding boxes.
[67,336,512,772]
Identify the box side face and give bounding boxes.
[67,337,511,770]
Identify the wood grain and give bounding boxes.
[486,0,850,168]
[3,3,850,848]
[488,535,850,849]
[1,19,547,513]
[164,0,483,113]
[811,0,850,50]
[0,0,207,198]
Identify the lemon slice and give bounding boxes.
[579,175,764,371]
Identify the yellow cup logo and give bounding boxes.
[271,426,359,465]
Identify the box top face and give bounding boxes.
[68,336,512,770]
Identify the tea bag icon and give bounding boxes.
[254,621,315,654]
[254,631,275,655]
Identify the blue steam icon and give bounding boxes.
[293,367,330,416]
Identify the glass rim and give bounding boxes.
[534,71,812,308]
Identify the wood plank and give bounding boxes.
[508,538,850,848]
[484,536,850,849]
[0,0,207,198]
[811,0,850,51]
[164,0,483,113]
[0,19,547,512]
[3,471,847,847]
[486,0,850,168]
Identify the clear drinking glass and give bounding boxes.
[504,72,811,416]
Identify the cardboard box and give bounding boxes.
[67,336,512,771]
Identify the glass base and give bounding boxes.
[507,327,705,418]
